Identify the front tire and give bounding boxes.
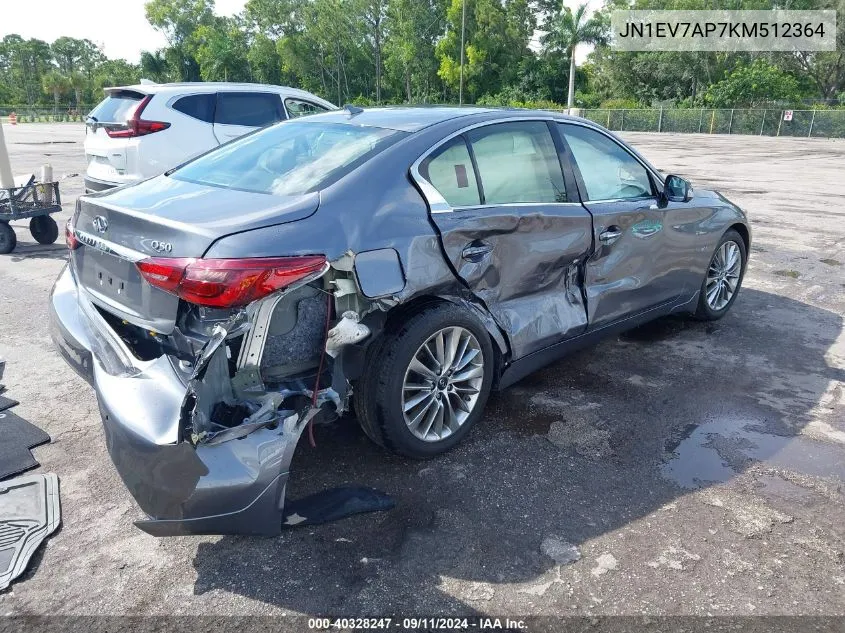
[694,229,747,320]
[355,303,495,459]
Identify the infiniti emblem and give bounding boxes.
[93,216,109,234]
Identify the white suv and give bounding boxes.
[83,82,336,192]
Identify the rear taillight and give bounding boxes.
[106,95,170,138]
[66,219,80,250]
[135,256,327,308]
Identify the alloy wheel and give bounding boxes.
[705,240,742,311]
[401,326,484,442]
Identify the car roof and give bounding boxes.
[104,82,336,106]
[307,105,581,132]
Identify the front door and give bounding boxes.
[557,123,685,329]
[422,120,593,360]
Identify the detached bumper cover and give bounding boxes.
[48,265,298,536]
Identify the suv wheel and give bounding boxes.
[354,303,494,459]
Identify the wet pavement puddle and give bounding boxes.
[661,417,845,489]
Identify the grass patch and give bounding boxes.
[773,269,801,278]
[820,258,842,266]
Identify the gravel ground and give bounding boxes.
[0,124,843,617]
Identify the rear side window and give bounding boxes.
[172,94,215,123]
[215,92,285,127]
[88,90,144,122]
[285,98,330,119]
[467,121,566,204]
[419,137,481,207]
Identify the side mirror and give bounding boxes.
[664,174,692,203]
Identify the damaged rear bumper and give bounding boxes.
[49,265,305,536]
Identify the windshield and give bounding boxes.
[172,120,406,196]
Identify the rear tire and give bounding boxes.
[0,222,16,254]
[354,302,495,459]
[30,216,59,245]
[694,229,747,321]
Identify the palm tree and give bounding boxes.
[543,3,606,110]
[140,50,170,83]
[68,72,88,111]
[42,71,69,115]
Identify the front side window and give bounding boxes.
[285,98,330,119]
[559,124,653,201]
[172,121,406,196]
[467,122,566,204]
[215,92,285,127]
[419,137,481,207]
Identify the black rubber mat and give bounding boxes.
[0,411,51,481]
[0,395,18,412]
[0,473,61,590]
[283,485,395,527]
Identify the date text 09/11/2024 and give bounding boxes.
[307,617,528,630]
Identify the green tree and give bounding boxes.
[436,0,534,103]
[247,34,283,85]
[42,70,69,113]
[141,50,171,82]
[68,71,88,108]
[703,59,802,107]
[542,2,605,109]
[144,0,216,80]
[1,35,53,105]
[384,0,445,102]
[194,17,251,81]
[92,59,141,93]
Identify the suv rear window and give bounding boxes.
[88,90,145,123]
[173,94,215,123]
[172,121,406,196]
[215,92,284,127]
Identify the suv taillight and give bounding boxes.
[106,95,170,138]
[136,256,327,308]
[66,219,80,250]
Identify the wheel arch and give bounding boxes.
[728,222,750,253]
[374,293,508,382]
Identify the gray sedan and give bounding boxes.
[50,107,750,536]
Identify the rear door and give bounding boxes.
[168,92,219,159]
[556,123,684,329]
[422,120,593,360]
[212,91,286,143]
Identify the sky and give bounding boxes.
[3,0,596,65]
[3,0,247,63]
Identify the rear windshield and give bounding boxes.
[171,120,406,196]
[88,90,145,122]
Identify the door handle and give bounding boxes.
[461,243,493,262]
[599,227,623,245]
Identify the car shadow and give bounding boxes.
[5,243,68,262]
[191,288,844,614]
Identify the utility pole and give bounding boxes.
[459,0,466,105]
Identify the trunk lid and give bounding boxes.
[71,175,320,334]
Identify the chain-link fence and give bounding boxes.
[580,108,845,139]
[0,105,96,123]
